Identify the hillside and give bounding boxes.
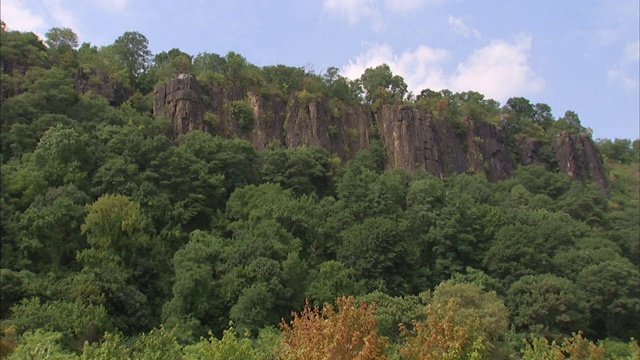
[1,24,639,359]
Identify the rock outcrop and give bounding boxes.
[376,106,513,181]
[152,76,608,189]
[554,132,609,191]
[153,74,207,137]
[74,67,129,105]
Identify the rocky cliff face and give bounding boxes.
[153,76,608,189]
[284,96,372,158]
[153,74,207,137]
[553,132,609,191]
[376,106,514,181]
[74,67,129,105]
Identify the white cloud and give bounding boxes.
[323,0,378,25]
[342,35,545,103]
[43,0,81,31]
[607,65,637,89]
[384,0,441,13]
[94,0,130,12]
[450,35,545,101]
[0,0,47,34]
[607,41,639,89]
[343,43,450,91]
[448,15,480,38]
[323,0,441,28]
[624,40,640,62]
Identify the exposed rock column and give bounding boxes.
[153,75,206,138]
[553,132,609,191]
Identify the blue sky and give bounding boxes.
[2,0,639,141]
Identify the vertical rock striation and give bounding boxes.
[553,132,609,191]
[153,74,206,137]
[152,76,608,189]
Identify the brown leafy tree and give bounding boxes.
[279,296,389,360]
[398,299,488,360]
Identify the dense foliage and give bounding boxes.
[1,22,639,359]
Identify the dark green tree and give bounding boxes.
[338,217,415,295]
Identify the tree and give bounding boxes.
[30,124,92,191]
[552,110,585,135]
[596,138,635,164]
[398,299,489,360]
[22,66,79,114]
[576,259,640,339]
[279,296,389,360]
[261,64,305,94]
[357,291,424,339]
[0,23,47,76]
[45,27,79,71]
[506,274,589,336]
[45,27,78,50]
[520,332,605,360]
[359,64,407,108]
[506,97,535,120]
[13,185,89,272]
[431,280,509,344]
[80,326,183,360]
[112,31,152,87]
[229,282,277,336]
[338,217,415,295]
[162,230,225,342]
[183,327,267,360]
[6,297,109,353]
[7,329,80,360]
[153,48,193,81]
[422,192,485,285]
[75,194,154,334]
[305,260,362,305]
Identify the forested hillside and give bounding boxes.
[1,23,639,359]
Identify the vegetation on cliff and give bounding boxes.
[1,23,639,359]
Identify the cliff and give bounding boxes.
[153,76,608,189]
[75,67,129,105]
[554,132,609,191]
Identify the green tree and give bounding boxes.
[359,64,407,109]
[183,327,267,360]
[6,298,109,353]
[261,64,305,94]
[422,192,485,285]
[12,185,88,272]
[22,66,78,114]
[152,48,193,82]
[75,194,154,334]
[357,291,424,339]
[45,27,79,71]
[305,260,362,305]
[0,23,47,76]
[162,230,225,342]
[596,138,635,164]
[576,259,640,339]
[431,280,509,344]
[338,217,415,295]
[112,31,152,87]
[8,330,80,360]
[506,274,589,336]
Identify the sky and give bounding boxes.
[2,0,639,141]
